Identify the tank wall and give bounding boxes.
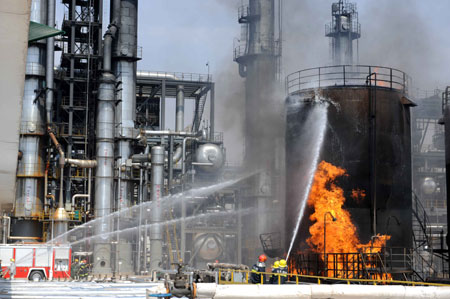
[286,87,412,250]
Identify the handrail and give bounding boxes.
[216,268,450,287]
[286,65,411,95]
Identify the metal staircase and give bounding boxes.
[192,94,207,132]
[411,192,446,280]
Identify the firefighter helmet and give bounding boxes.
[273,261,280,268]
[279,259,287,267]
[258,254,267,262]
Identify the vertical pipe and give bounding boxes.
[168,136,174,191]
[444,89,450,275]
[368,76,377,236]
[150,146,164,271]
[46,0,55,123]
[93,24,117,274]
[161,80,166,130]
[209,83,215,140]
[176,85,185,132]
[137,167,144,273]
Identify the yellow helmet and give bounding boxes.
[10,258,14,262]
[279,259,287,267]
[273,261,280,268]
[74,259,79,262]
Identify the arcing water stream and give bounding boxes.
[48,173,254,245]
[286,101,329,261]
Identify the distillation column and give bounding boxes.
[325,0,360,65]
[234,0,279,261]
[113,0,138,274]
[93,24,118,274]
[13,0,47,241]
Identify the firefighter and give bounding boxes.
[278,259,288,284]
[269,261,280,284]
[71,259,80,280]
[9,258,16,280]
[250,254,267,284]
[78,260,88,281]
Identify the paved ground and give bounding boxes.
[0,280,166,298]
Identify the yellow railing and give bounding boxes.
[217,269,450,287]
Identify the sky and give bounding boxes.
[55,0,450,162]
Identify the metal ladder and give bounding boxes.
[165,209,181,269]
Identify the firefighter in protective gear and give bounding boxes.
[269,261,280,284]
[250,254,267,284]
[71,259,80,280]
[278,259,288,284]
[79,260,89,280]
[9,258,16,280]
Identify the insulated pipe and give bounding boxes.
[93,23,117,275]
[193,284,450,299]
[138,130,200,138]
[149,146,164,271]
[114,0,138,219]
[45,0,55,123]
[65,158,97,168]
[176,85,185,132]
[136,71,179,80]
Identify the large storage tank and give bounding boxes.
[286,65,414,250]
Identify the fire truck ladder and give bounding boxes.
[165,209,181,268]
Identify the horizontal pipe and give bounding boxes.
[136,71,179,80]
[194,283,450,299]
[138,130,200,138]
[65,158,97,168]
[191,162,214,166]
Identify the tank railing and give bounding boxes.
[234,39,281,61]
[237,2,260,22]
[214,265,450,286]
[286,65,411,95]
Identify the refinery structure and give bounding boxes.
[1,0,450,298]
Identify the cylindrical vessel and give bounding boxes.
[150,146,164,271]
[286,66,413,251]
[14,0,46,226]
[176,85,185,132]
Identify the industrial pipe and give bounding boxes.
[93,22,118,275]
[46,0,55,123]
[136,71,179,80]
[138,130,200,138]
[71,168,92,212]
[193,283,450,299]
[149,146,164,271]
[64,158,97,168]
[176,85,185,132]
[2,216,10,244]
[48,127,65,166]
[182,137,200,175]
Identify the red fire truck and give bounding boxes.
[0,244,71,280]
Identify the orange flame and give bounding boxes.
[306,161,391,278]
